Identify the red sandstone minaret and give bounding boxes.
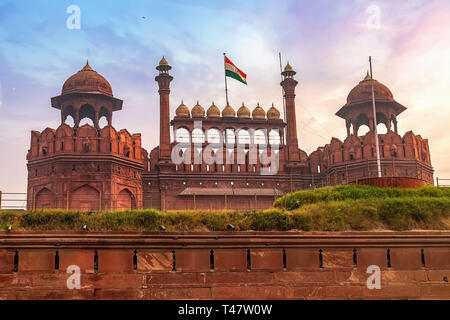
[281,63,301,168]
[155,57,174,171]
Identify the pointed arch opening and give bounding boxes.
[117,188,136,210]
[70,184,100,212]
[79,104,95,127]
[35,188,54,209]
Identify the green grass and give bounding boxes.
[1,185,449,232]
[274,185,450,210]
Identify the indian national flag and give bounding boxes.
[225,56,247,85]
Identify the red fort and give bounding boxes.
[26,58,434,211]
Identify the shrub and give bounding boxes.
[0,185,449,232]
[274,185,450,210]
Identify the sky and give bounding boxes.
[1,0,450,197]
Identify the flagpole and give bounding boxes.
[369,56,382,178]
[279,52,287,141]
[223,53,229,106]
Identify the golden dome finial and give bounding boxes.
[176,100,190,117]
[363,71,372,81]
[267,103,280,120]
[191,101,205,117]
[159,56,168,66]
[81,60,93,71]
[284,62,293,72]
[237,102,250,118]
[207,101,220,118]
[252,102,266,119]
[222,104,236,117]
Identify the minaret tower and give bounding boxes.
[280,63,301,166]
[155,57,174,171]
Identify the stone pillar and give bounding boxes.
[387,117,392,132]
[94,111,100,130]
[346,120,351,137]
[155,58,173,163]
[369,117,374,131]
[352,121,358,136]
[393,118,398,134]
[74,110,80,129]
[280,63,300,163]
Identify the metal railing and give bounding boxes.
[0,192,27,210]
[436,178,450,187]
[0,192,144,211]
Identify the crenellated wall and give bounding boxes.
[1,232,449,300]
[309,130,433,185]
[27,123,146,211]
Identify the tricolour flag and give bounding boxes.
[225,56,247,85]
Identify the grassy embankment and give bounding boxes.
[1,185,450,232]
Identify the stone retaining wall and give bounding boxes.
[0,232,449,300]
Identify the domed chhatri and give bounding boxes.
[191,101,205,118]
[175,100,190,118]
[207,102,220,118]
[252,102,266,119]
[156,56,172,73]
[267,103,281,120]
[346,72,394,105]
[237,102,251,118]
[222,104,236,117]
[61,60,113,97]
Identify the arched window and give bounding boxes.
[99,107,109,128]
[376,112,388,134]
[268,129,281,145]
[65,115,75,127]
[63,105,76,126]
[254,129,267,145]
[356,114,370,136]
[79,104,95,126]
[207,128,221,143]
[358,125,370,136]
[192,128,205,144]
[237,129,250,144]
[175,127,190,143]
[225,128,235,145]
